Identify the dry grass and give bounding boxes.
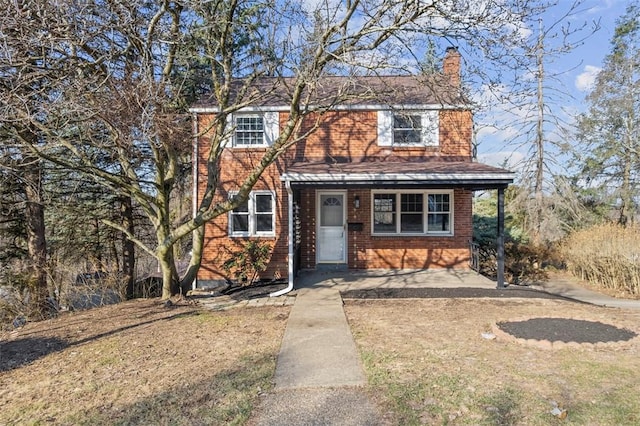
[3,291,640,425]
[345,298,640,425]
[563,224,640,296]
[0,299,289,425]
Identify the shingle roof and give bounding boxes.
[282,159,514,190]
[191,75,469,110]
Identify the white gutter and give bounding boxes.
[270,179,294,297]
[281,171,516,183]
[188,103,470,114]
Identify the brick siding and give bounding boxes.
[196,108,474,283]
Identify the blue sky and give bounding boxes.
[476,0,630,169]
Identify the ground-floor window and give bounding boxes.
[372,190,453,235]
[229,191,275,237]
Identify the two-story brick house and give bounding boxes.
[191,48,514,294]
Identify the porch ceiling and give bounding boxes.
[282,160,515,190]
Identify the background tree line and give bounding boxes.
[1,0,638,322]
[473,1,640,295]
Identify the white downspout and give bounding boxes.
[271,179,294,297]
[191,113,199,291]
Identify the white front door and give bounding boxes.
[317,192,346,263]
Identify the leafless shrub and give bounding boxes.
[0,259,52,328]
[562,224,640,296]
[55,261,125,311]
[0,285,27,330]
[476,240,560,285]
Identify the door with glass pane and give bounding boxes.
[317,192,346,263]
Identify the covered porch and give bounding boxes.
[273,160,515,297]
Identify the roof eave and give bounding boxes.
[281,172,515,189]
[188,103,472,114]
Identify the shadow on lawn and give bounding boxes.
[0,310,197,372]
[59,353,275,425]
[0,336,68,372]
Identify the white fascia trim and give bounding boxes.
[188,103,470,114]
[281,172,516,183]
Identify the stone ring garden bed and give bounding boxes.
[492,317,639,350]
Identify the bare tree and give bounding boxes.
[1,0,547,299]
[476,0,599,243]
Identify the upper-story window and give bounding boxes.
[377,110,439,147]
[235,116,264,146]
[231,111,279,147]
[393,114,422,145]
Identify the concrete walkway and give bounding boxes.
[249,271,386,425]
[274,285,365,389]
[532,276,640,310]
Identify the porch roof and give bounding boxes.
[281,160,515,190]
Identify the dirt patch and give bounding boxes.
[496,317,638,344]
[341,286,573,301]
[190,281,290,300]
[0,298,290,425]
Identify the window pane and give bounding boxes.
[401,214,423,232]
[255,194,273,213]
[232,214,249,232]
[428,194,450,212]
[394,115,421,129]
[394,129,421,144]
[320,195,343,227]
[233,200,249,213]
[401,194,423,212]
[428,213,450,232]
[374,194,396,233]
[427,194,450,232]
[374,194,394,212]
[374,213,396,233]
[256,214,273,232]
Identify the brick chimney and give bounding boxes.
[443,46,461,87]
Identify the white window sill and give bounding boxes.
[371,232,454,237]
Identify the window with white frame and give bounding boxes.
[394,114,422,145]
[377,110,439,147]
[229,191,275,236]
[372,191,452,235]
[231,111,279,147]
[235,116,264,146]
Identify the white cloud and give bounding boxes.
[575,65,601,92]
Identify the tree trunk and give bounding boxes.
[619,151,632,226]
[180,224,204,295]
[533,20,545,245]
[121,196,135,299]
[23,156,49,316]
[158,245,180,299]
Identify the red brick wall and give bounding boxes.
[346,188,472,269]
[297,188,472,270]
[196,114,289,283]
[195,108,474,282]
[289,109,472,162]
